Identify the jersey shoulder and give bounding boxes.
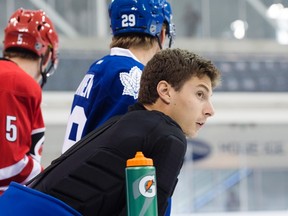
[89,54,144,75]
[127,109,186,141]
[0,60,41,97]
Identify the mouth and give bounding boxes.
[196,122,205,128]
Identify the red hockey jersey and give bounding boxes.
[0,59,44,194]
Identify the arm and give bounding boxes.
[0,88,44,194]
[151,135,187,215]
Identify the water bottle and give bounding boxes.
[125,151,158,216]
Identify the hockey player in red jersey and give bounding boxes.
[0,8,59,194]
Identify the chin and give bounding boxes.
[185,130,197,138]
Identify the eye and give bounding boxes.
[197,90,209,100]
[197,91,204,99]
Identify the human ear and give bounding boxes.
[160,28,166,47]
[157,80,171,104]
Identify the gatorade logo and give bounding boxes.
[139,175,156,198]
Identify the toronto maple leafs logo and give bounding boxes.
[119,66,142,99]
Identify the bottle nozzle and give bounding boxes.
[126,151,153,167]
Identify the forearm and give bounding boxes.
[0,154,42,193]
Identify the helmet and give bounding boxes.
[4,8,58,64]
[163,2,176,47]
[108,0,166,37]
[4,8,59,86]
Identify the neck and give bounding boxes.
[129,43,161,66]
[143,99,170,115]
[9,57,41,81]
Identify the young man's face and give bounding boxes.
[169,75,215,137]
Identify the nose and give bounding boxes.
[204,100,215,117]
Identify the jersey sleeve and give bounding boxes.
[151,135,187,215]
[0,77,44,194]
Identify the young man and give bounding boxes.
[62,0,175,153]
[0,48,221,216]
[0,8,59,194]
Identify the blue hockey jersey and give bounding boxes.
[62,48,144,153]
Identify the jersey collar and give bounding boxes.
[110,47,140,63]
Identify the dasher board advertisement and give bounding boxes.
[186,124,288,169]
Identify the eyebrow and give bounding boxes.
[196,83,213,96]
[197,84,210,93]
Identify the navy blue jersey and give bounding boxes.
[63,48,144,152]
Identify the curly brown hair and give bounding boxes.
[138,48,221,104]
